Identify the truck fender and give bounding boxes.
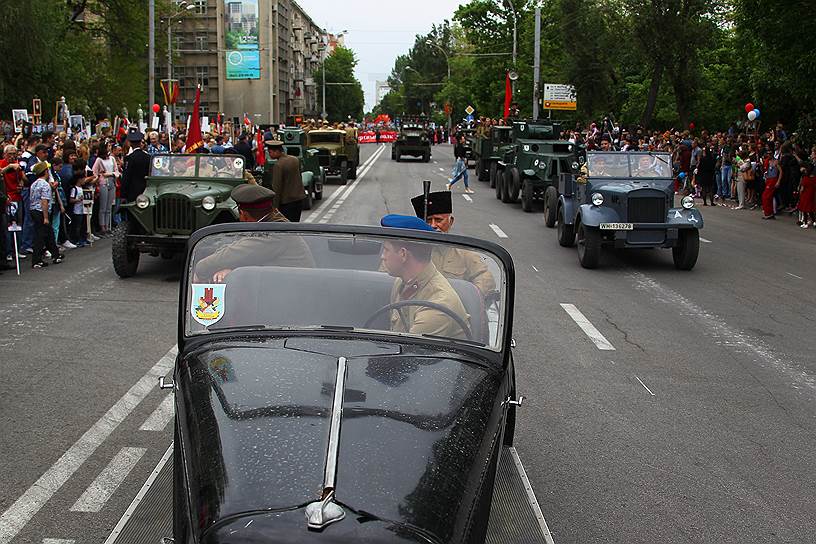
[522,169,536,178]
[301,171,314,188]
[667,207,704,229]
[577,204,621,227]
[558,195,577,225]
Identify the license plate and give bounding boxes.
[600,223,633,230]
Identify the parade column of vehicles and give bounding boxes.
[306,128,360,183]
[391,122,432,162]
[263,127,326,210]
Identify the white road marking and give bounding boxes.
[635,376,656,396]
[303,144,384,223]
[560,304,616,351]
[630,271,816,392]
[787,272,803,280]
[317,144,387,224]
[509,447,556,544]
[71,447,146,513]
[489,224,509,238]
[700,237,712,243]
[438,167,444,171]
[462,194,473,202]
[139,394,174,432]
[0,346,177,543]
[43,540,75,544]
[531,265,539,272]
[103,444,173,544]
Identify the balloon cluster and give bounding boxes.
[745,102,760,121]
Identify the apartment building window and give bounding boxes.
[195,35,207,51]
[194,0,207,15]
[196,66,209,87]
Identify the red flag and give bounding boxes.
[255,130,265,166]
[503,71,512,119]
[186,85,204,153]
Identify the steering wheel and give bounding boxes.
[363,300,473,340]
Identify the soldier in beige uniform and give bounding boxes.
[195,184,314,283]
[263,139,305,222]
[410,191,496,296]
[379,235,470,340]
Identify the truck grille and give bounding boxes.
[405,136,421,145]
[627,197,665,223]
[156,196,193,232]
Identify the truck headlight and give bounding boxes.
[135,194,150,209]
[331,150,337,156]
[681,196,694,209]
[591,193,604,206]
[202,196,216,211]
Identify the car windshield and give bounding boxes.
[151,155,244,178]
[629,153,672,178]
[186,231,507,350]
[587,152,672,178]
[308,132,343,144]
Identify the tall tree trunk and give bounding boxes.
[671,68,691,128]
[641,62,663,128]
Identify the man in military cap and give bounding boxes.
[264,138,305,222]
[410,191,496,296]
[121,127,151,202]
[195,184,314,282]
[380,214,470,339]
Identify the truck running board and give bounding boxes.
[108,446,553,544]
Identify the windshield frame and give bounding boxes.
[586,151,672,179]
[150,153,245,180]
[180,223,515,358]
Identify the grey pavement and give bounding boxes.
[1,142,814,543]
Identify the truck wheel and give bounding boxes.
[503,167,519,203]
[673,229,700,270]
[340,161,349,184]
[577,222,601,269]
[302,187,313,210]
[495,168,504,199]
[544,186,558,227]
[521,180,534,212]
[557,206,575,247]
[348,162,358,180]
[489,162,498,188]
[315,172,325,200]
[391,148,396,160]
[112,220,139,278]
[396,155,402,162]
[423,151,430,163]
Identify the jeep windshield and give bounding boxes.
[151,155,245,179]
[186,231,507,350]
[587,152,671,178]
[307,133,343,145]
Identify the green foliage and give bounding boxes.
[315,46,365,122]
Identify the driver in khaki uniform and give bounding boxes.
[380,215,470,339]
[410,191,496,296]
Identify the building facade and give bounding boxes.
[165,0,323,127]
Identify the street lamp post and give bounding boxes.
[505,0,518,95]
[163,2,194,134]
[424,40,451,131]
[148,0,155,127]
[320,30,347,121]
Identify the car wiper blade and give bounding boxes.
[648,151,669,165]
[203,324,275,334]
[420,333,484,347]
[318,324,357,331]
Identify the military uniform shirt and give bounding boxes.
[432,247,496,296]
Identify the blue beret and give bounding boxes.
[380,214,435,232]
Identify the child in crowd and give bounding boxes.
[68,165,89,247]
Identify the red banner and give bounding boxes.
[358,130,398,144]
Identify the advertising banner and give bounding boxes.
[224,0,260,80]
[358,130,397,144]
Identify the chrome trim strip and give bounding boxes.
[324,356,347,490]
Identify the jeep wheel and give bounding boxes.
[557,206,575,247]
[489,162,498,189]
[423,151,430,163]
[302,187,313,210]
[112,220,139,278]
[673,229,700,270]
[315,172,325,200]
[349,162,358,180]
[544,186,558,227]
[391,149,396,161]
[577,222,601,269]
[495,168,503,199]
[340,161,349,184]
[521,180,534,212]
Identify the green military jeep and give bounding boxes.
[494,120,577,217]
[264,127,326,210]
[112,154,244,278]
[391,122,431,162]
[471,126,514,182]
[306,128,360,183]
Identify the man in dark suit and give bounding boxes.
[264,139,305,222]
[121,128,151,202]
[233,134,255,171]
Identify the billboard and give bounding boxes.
[224,0,260,80]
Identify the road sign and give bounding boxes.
[464,105,475,116]
[542,84,576,111]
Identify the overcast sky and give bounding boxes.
[296,0,464,112]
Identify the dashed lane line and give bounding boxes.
[531,265,539,272]
[71,447,146,513]
[103,444,173,544]
[0,345,177,544]
[560,303,616,351]
[635,376,656,396]
[139,394,174,432]
[43,540,75,544]
[462,194,473,202]
[787,272,803,280]
[489,224,509,239]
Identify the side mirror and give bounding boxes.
[578,156,586,165]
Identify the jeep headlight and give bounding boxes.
[202,196,216,211]
[331,150,337,156]
[681,196,694,209]
[591,193,604,206]
[135,194,150,209]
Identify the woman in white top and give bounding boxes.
[91,140,120,236]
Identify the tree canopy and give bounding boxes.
[315,46,365,122]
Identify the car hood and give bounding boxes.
[146,180,235,200]
[180,338,501,543]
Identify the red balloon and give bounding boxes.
[152,103,161,113]
[689,122,695,130]
[744,102,754,113]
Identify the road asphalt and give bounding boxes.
[1,142,814,544]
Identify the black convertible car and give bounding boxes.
[111,224,552,544]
